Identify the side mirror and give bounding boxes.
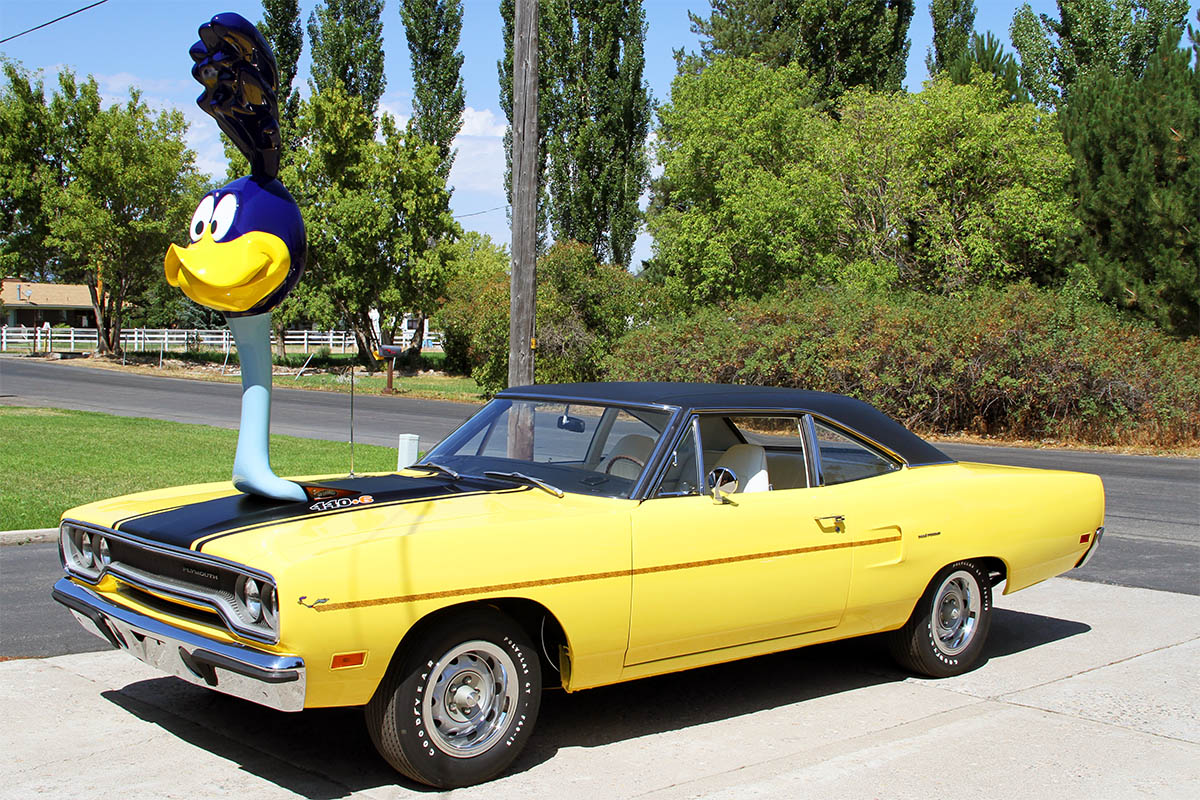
[707,466,739,504]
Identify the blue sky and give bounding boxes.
[1,1,1183,267]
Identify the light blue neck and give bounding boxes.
[226,312,306,502]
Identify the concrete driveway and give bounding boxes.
[3,577,1196,799]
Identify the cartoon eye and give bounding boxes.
[189,195,216,242]
[210,193,238,242]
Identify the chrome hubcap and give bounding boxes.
[932,571,981,656]
[423,640,518,758]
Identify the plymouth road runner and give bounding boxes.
[53,382,1105,787]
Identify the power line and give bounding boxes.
[0,0,109,46]
[454,205,506,219]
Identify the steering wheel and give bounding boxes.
[604,455,645,475]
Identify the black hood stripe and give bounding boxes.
[193,487,528,552]
[113,475,525,551]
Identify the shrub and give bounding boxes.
[437,241,650,395]
[602,283,1200,447]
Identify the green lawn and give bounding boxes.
[0,407,400,531]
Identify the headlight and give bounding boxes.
[97,537,112,567]
[81,533,95,568]
[261,582,277,626]
[241,577,262,621]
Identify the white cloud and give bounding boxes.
[447,106,507,198]
[460,106,506,138]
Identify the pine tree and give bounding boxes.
[927,0,976,74]
[308,0,386,117]
[686,0,915,105]
[399,0,466,180]
[1060,24,1199,336]
[948,32,1030,104]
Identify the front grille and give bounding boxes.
[60,520,279,643]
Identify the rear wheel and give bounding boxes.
[366,607,542,788]
[888,561,992,677]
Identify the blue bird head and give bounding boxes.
[165,176,306,316]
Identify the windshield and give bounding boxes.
[422,399,673,498]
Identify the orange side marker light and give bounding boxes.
[331,651,367,669]
[1080,533,1091,544]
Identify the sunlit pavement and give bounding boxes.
[2,576,1197,799]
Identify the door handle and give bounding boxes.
[816,515,845,532]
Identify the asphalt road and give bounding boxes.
[2,356,1196,660]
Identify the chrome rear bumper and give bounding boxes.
[1075,526,1105,569]
[52,578,306,712]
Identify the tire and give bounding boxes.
[365,607,542,788]
[887,561,992,678]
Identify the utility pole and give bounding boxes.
[508,0,537,390]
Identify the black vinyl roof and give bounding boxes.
[499,382,953,467]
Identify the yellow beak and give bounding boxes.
[164,230,291,313]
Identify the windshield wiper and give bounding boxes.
[483,470,565,498]
[406,461,461,480]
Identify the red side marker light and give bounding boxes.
[331,651,366,669]
[1080,533,1090,544]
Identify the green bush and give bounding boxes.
[602,283,1200,447]
[437,241,652,395]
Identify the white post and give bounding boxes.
[304,329,309,353]
[397,434,420,470]
[70,328,75,351]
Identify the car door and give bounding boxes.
[624,414,854,666]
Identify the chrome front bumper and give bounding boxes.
[1075,526,1105,569]
[52,578,306,712]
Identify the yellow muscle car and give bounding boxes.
[53,382,1105,788]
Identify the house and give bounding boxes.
[1,278,94,328]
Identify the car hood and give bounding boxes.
[65,472,552,553]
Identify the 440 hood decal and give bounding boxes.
[111,474,526,551]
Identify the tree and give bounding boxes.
[647,59,842,304]
[948,32,1030,105]
[1060,24,1199,336]
[832,74,1075,293]
[1010,0,1189,108]
[0,63,55,281]
[686,0,915,105]
[287,84,458,366]
[261,0,304,127]
[400,0,466,180]
[648,60,1076,303]
[308,0,386,117]
[500,0,652,268]
[41,72,202,353]
[927,0,976,74]
[541,0,652,268]
[437,240,643,394]
[499,0,553,251]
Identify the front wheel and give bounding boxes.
[887,561,992,678]
[366,607,542,788]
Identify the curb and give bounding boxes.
[1,528,57,545]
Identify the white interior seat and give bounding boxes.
[601,434,655,480]
[713,444,770,493]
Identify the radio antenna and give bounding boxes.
[348,362,356,477]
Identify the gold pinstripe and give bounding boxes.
[313,534,902,612]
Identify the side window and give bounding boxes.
[654,419,701,497]
[727,416,809,490]
[813,420,899,485]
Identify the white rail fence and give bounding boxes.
[1,326,443,354]
[0,326,360,354]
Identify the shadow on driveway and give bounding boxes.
[100,607,1090,798]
